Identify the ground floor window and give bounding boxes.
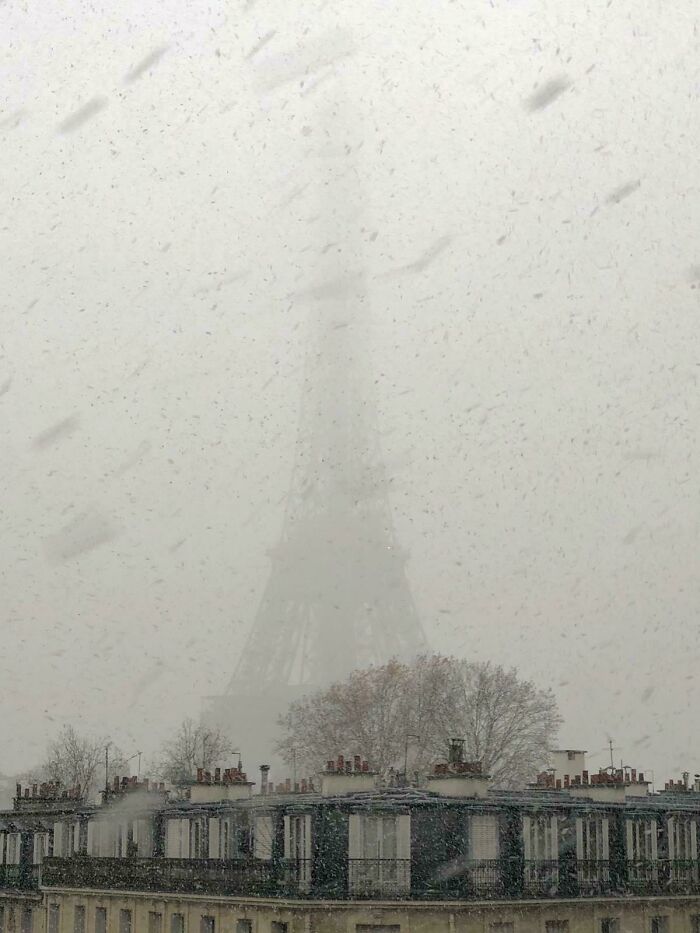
[73,905,86,933]
[95,908,107,933]
[48,906,60,933]
[601,920,620,933]
[171,914,185,933]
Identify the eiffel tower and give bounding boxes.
[205,93,427,775]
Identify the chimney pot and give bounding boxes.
[337,754,344,770]
[215,768,221,783]
[354,755,361,771]
[639,772,644,783]
[362,760,369,772]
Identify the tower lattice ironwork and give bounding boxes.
[205,92,427,771]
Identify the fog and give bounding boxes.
[1,0,699,783]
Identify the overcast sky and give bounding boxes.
[1,0,699,783]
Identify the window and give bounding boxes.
[201,919,215,933]
[48,906,60,933]
[235,923,252,933]
[95,908,107,933]
[355,927,401,933]
[491,924,514,933]
[33,833,49,865]
[171,915,185,933]
[270,924,288,933]
[651,920,669,933]
[120,909,133,933]
[21,917,33,933]
[74,906,86,933]
[0,908,4,933]
[601,921,620,933]
[149,913,163,933]
[691,917,700,933]
[470,814,499,859]
[253,814,274,860]
[545,923,569,933]
[348,813,411,895]
[6,833,21,865]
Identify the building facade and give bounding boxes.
[4,751,700,933]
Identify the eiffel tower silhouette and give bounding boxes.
[205,92,427,774]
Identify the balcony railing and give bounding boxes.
[348,859,410,897]
[523,860,559,897]
[39,855,700,901]
[0,865,40,890]
[626,860,700,894]
[41,857,291,897]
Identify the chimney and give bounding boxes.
[214,768,221,784]
[337,754,344,771]
[260,765,270,796]
[326,760,335,773]
[354,755,361,771]
[197,768,204,783]
[15,784,21,799]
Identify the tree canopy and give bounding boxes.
[276,655,561,787]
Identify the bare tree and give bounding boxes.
[158,718,235,785]
[24,725,128,800]
[276,655,561,787]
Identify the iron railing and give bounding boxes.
[348,859,410,897]
[39,856,700,901]
[523,860,559,897]
[41,857,292,897]
[0,865,40,890]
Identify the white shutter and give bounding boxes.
[137,820,153,857]
[99,823,113,858]
[166,821,179,858]
[691,821,697,860]
[650,820,658,860]
[0,833,5,865]
[601,818,609,860]
[253,815,272,860]
[283,816,291,860]
[53,823,64,858]
[7,834,20,865]
[470,815,499,860]
[522,816,531,860]
[575,818,584,860]
[181,820,190,859]
[348,814,362,859]
[303,815,312,860]
[625,820,634,859]
[397,814,411,861]
[668,819,675,861]
[550,816,558,860]
[87,822,95,855]
[209,819,221,859]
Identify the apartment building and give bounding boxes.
[4,747,700,933]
